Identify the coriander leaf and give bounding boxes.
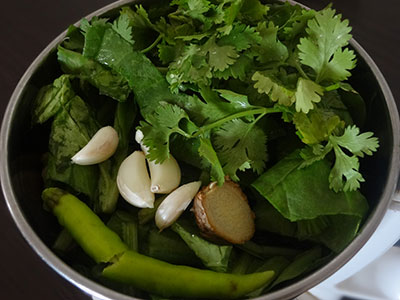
[281,8,316,42]
[218,23,261,51]
[239,0,269,24]
[213,52,253,81]
[321,47,356,83]
[317,90,354,126]
[57,46,130,102]
[185,86,238,126]
[299,144,330,169]
[294,78,323,113]
[157,43,178,64]
[293,109,344,144]
[198,136,225,184]
[298,125,379,192]
[214,118,267,180]
[252,71,295,106]
[80,17,108,36]
[139,103,197,163]
[328,125,379,192]
[112,13,134,44]
[254,22,288,64]
[172,0,212,28]
[120,6,158,50]
[203,36,239,72]
[167,43,211,91]
[329,145,364,192]
[155,16,196,45]
[298,8,355,83]
[215,0,244,35]
[329,125,379,157]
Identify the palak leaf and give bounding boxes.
[32,75,75,124]
[57,46,130,102]
[172,222,233,272]
[45,95,100,201]
[82,23,186,119]
[252,152,369,222]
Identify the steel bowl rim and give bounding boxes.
[1,1,399,299]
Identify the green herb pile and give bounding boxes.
[32,0,379,298]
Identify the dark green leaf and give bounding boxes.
[144,227,202,266]
[83,24,188,120]
[107,210,139,251]
[32,75,75,124]
[57,46,130,102]
[252,152,369,222]
[171,222,232,272]
[45,96,100,200]
[270,247,322,288]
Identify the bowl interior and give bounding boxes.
[2,1,398,299]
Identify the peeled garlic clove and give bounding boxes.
[135,130,181,194]
[117,151,155,208]
[135,129,145,148]
[155,181,202,230]
[71,126,119,165]
[149,157,181,194]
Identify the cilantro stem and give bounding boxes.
[141,34,162,54]
[192,107,280,138]
[294,61,310,80]
[175,128,193,138]
[324,83,340,91]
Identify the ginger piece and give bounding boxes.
[194,179,255,244]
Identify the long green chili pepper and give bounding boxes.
[42,187,275,299]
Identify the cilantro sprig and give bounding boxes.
[78,1,379,192]
[300,125,379,192]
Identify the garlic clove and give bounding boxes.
[155,181,202,230]
[117,151,155,208]
[149,157,181,194]
[135,130,181,194]
[71,126,119,165]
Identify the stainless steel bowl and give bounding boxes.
[1,0,399,299]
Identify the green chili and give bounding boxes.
[42,187,275,299]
